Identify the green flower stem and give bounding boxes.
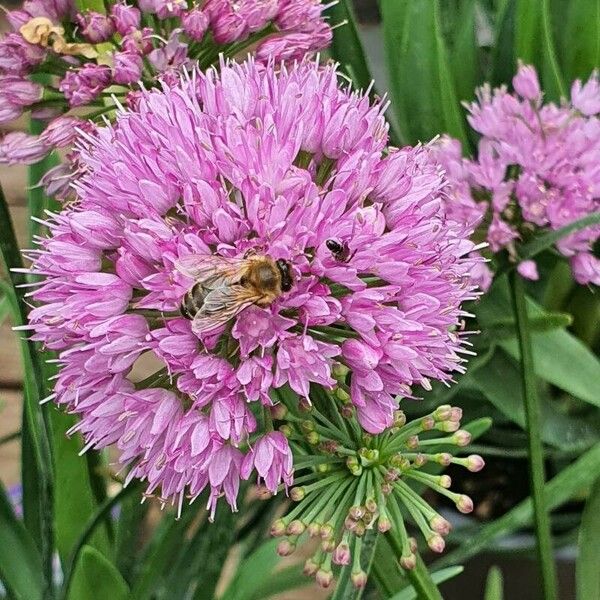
[509,269,558,600]
[386,519,443,600]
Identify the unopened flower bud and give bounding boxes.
[430,515,452,535]
[344,516,357,531]
[77,11,115,43]
[400,553,416,570]
[320,523,334,539]
[306,431,319,445]
[449,407,463,422]
[433,404,452,421]
[182,8,209,41]
[466,454,485,472]
[436,452,452,466]
[378,516,392,532]
[354,521,366,536]
[349,505,365,520]
[341,404,354,418]
[393,410,407,427]
[408,537,418,553]
[365,497,377,513]
[290,487,305,501]
[332,541,351,565]
[453,430,472,447]
[303,558,319,576]
[351,570,368,588]
[308,523,321,537]
[457,494,474,514]
[270,519,287,536]
[427,533,446,553]
[287,520,305,535]
[421,416,435,430]
[438,420,460,433]
[111,3,141,35]
[335,387,350,402]
[299,398,312,412]
[439,474,452,488]
[316,463,330,473]
[406,435,419,449]
[321,538,336,552]
[316,568,334,588]
[413,453,427,467]
[270,403,287,420]
[279,424,293,437]
[301,420,315,433]
[381,482,393,495]
[332,362,349,380]
[277,539,296,556]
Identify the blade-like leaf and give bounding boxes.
[518,212,600,262]
[74,0,105,13]
[472,349,600,449]
[491,0,517,86]
[564,0,600,80]
[67,546,129,600]
[389,566,464,600]
[576,476,600,600]
[380,0,469,146]
[448,0,478,104]
[485,312,573,339]
[484,566,504,600]
[434,441,600,568]
[328,0,374,93]
[0,481,43,600]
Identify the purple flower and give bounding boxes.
[40,116,89,148]
[0,75,43,105]
[111,2,141,35]
[0,131,49,165]
[59,64,112,106]
[241,432,293,494]
[76,11,115,43]
[517,260,539,281]
[0,33,45,74]
[512,61,541,102]
[436,64,600,286]
[182,8,209,41]
[27,60,480,509]
[113,51,142,85]
[571,252,600,285]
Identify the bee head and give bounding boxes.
[275,259,293,292]
[326,238,344,254]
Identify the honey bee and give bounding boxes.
[176,254,293,335]
[326,238,354,263]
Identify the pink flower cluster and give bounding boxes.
[433,63,600,288]
[25,60,480,512]
[0,0,331,174]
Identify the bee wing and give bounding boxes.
[175,255,248,289]
[191,285,262,335]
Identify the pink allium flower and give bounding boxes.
[434,63,600,285]
[0,33,45,74]
[59,64,112,107]
[113,51,143,85]
[26,60,480,511]
[0,131,49,165]
[241,432,293,493]
[76,11,115,43]
[111,2,142,35]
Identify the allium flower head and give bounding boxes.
[25,59,480,513]
[434,63,600,286]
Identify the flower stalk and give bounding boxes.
[509,269,558,600]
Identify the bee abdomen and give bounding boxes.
[180,282,207,320]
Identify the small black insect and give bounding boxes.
[326,238,353,263]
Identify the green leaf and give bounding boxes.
[491,0,517,86]
[0,292,11,326]
[0,481,44,600]
[74,0,106,14]
[51,410,109,564]
[472,349,600,449]
[0,185,54,592]
[221,539,309,600]
[449,0,478,104]
[484,566,504,600]
[576,476,600,600]
[517,212,600,263]
[484,312,572,339]
[564,0,600,80]
[328,0,374,93]
[114,495,149,583]
[61,483,141,600]
[389,566,464,600]
[477,277,600,407]
[67,546,129,600]
[434,441,600,569]
[380,0,469,146]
